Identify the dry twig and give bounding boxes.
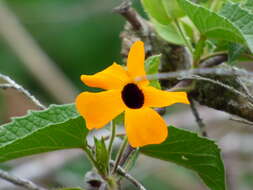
[110,160,146,190]
[189,97,207,136]
[0,73,46,109]
[0,169,46,190]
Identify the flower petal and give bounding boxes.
[127,41,149,85]
[125,108,168,147]
[81,63,130,90]
[142,86,190,108]
[76,90,125,130]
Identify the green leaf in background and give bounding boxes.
[228,43,246,65]
[94,137,109,176]
[244,0,253,12]
[162,0,185,18]
[177,0,245,46]
[0,104,88,162]
[58,188,84,190]
[145,54,162,89]
[141,126,225,190]
[152,19,185,45]
[220,2,253,53]
[141,0,171,24]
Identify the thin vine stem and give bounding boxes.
[193,36,206,67]
[112,136,128,174]
[174,19,193,53]
[108,120,116,159]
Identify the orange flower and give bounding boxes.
[76,41,189,147]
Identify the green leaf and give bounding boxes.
[58,188,84,190]
[152,19,185,45]
[145,54,161,89]
[177,0,245,45]
[244,0,253,12]
[94,137,109,176]
[228,43,246,65]
[0,104,88,162]
[162,0,185,18]
[219,2,253,52]
[141,0,171,24]
[141,126,225,190]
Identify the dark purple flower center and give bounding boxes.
[121,83,144,109]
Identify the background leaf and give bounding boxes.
[177,0,245,46]
[141,126,225,190]
[94,137,109,176]
[145,54,162,89]
[141,0,171,24]
[228,43,246,65]
[162,0,185,19]
[220,2,253,52]
[244,0,253,12]
[152,19,185,45]
[0,104,88,162]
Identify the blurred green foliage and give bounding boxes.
[1,0,126,101]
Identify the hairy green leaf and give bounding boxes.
[177,0,245,46]
[220,2,253,52]
[141,126,225,190]
[244,0,253,12]
[228,43,246,64]
[0,104,88,162]
[94,137,109,176]
[141,0,171,24]
[145,54,161,89]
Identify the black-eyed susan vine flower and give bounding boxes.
[76,41,189,148]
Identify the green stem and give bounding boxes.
[108,120,116,159]
[112,136,128,174]
[193,36,206,68]
[200,51,227,62]
[174,19,193,53]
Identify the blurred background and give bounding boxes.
[0,0,253,190]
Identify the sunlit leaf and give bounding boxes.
[152,19,185,45]
[162,0,185,18]
[141,0,171,24]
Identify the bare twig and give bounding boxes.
[188,75,253,105]
[189,97,207,136]
[118,144,135,166]
[200,54,227,68]
[230,116,253,126]
[0,150,83,190]
[110,160,146,190]
[142,67,253,82]
[0,73,46,109]
[114,0,142,31]
[0,169,46,190]
[236,77,253,101]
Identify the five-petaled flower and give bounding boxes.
[76,41,189,147]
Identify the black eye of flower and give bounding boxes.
[121,83,144,109]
